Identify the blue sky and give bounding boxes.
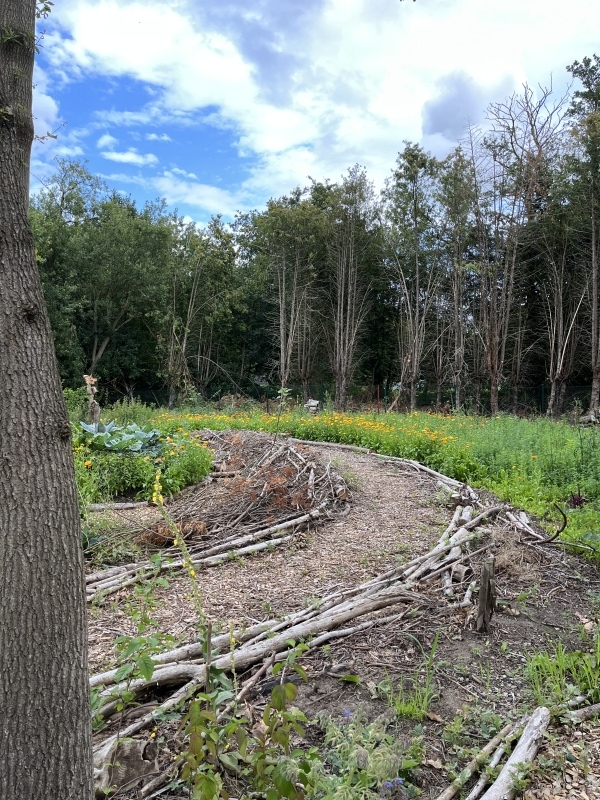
[32,0,600,224]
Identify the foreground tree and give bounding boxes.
[0,2,93,797]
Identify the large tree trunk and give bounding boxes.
[0,3,93,798]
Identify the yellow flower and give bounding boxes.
[531,455,537,459]
[84,460,93,469]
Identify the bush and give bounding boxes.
[63,387,88,421]
[107,398,156,427]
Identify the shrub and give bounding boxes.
[63,387,88,421]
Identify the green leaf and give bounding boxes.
[339,674,361,684]
[120,636,146,660]
[284,682,298,701]
[136,654,155,682]
[270,683,287,711]
[218,751,239,771]
[213,690,234,706]
[273,771,297,798]
[270,727,289,748]
[114,662,135,682]
[292,664,308,682]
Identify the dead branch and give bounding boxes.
[479,707,550,800]
[434,720,520,800]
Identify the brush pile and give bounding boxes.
[85,430,349,601]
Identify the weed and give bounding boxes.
[377,633,440,721]
[526,631,600,706]
[318,709,423,798]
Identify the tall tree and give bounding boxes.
[467,125,523,415]
[161,216,239,404]
[322,167,377,410]
[0,2,93,797]
[384,144,442,411]
[240,195,324,390]
[438,147,476,410]
[567,55,600,410]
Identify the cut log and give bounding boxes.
[434,720,519,800]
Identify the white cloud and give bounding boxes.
[168,167,198,179]
[32,65,60,139]
[38,0,600,210]
[97,133,118,149]
[101,148,158,166]
[152,173,240,218]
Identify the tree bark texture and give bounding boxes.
[0,3,93,798]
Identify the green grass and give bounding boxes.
[526,631,600,706]
[376,633,440,721]
[70,398,600,557]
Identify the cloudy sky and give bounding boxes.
[32,0,600,222]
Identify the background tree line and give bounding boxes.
[32,56,600,414]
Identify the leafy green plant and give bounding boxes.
[93,554,174,728]
[76,420,161,452]
[180,637,322,800]
[63,386,88,420]
[107,397,156,427]
[377,632,440,720]
[73,427,212,503]
[318,709,423,798]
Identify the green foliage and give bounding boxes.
[376,633,440,720]
[92,554,174,728]
[180,640,322,800]
[107,398,156,427]
[151,408,600,557]
[63,386,88,420]
[526,630,600,706]
[318,710,423,798]
[76,421,161,453]
[73,424,212,502]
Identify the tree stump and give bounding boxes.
[476,556,496,633]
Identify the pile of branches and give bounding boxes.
[86,430,349,601]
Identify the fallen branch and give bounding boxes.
[87,501,149,512]
[434,720,520,800]
[566,701,600,722]
[479,707,550,800]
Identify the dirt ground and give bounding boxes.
[88,431,600,799]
